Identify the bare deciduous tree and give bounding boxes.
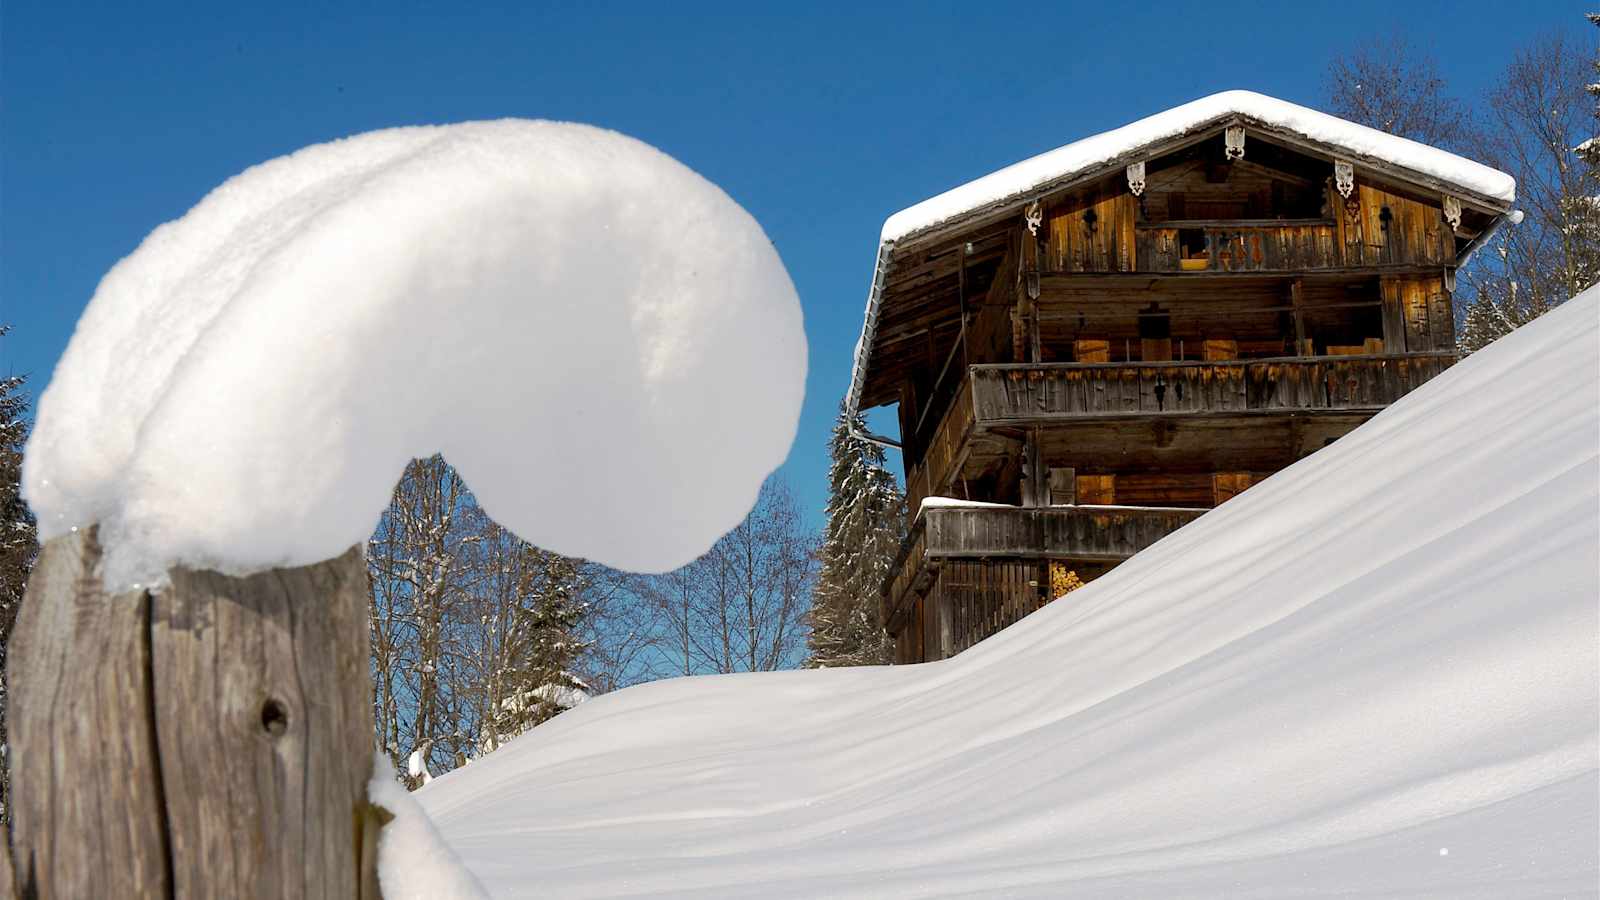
[571,563,663,693]
[626,477,817,679]
[368,456,482,781]
[1327,24,1600,350]
[1325,35,1472,150]
[1461,27,1600,348]
[365,461,816,780]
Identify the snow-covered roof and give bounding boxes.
[846,90,1517,425]
[883,90,1513,244]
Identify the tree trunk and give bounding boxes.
[5,527,382,899]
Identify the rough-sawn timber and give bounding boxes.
[5,528,384,899]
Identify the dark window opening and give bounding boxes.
[1178,228,1207,260]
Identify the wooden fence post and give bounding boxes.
[5,527,383,898]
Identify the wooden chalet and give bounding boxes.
[845,91,1517,665]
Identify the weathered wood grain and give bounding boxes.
[0,824,11,900]
[6,527,167,899]
[882,504,1207,650]
[967,353,1456,423]
[7,528,380,899]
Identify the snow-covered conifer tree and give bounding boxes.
[477,545,591,752]
[0,326,37,823]
[806,404,905,668]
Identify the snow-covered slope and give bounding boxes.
[420,291,1600,898]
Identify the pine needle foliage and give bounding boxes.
[0,326,38,823]
[806,404,905,668]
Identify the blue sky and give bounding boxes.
[1,0,1585,528]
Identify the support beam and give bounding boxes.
[1021,427,1048,508]
[934,588,953,660]
[1289,277,1309,355]
[1012,224,1042,363]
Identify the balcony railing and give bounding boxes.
[1134,221,1339,273]
[903,353,1455,516]
[883,503,1206,630]
[969,353,1456,424]
[905,379,974,514]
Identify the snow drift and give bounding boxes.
[418,290,1599,898]
[369,756,491,900]
[23,121,806,588]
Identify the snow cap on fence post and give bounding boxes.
[24,120,807,589]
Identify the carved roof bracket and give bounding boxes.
[1442,194,1463,231]
[1224,125,1246,160]
[1024,199,1043,236]
[1126,160,1146,196]
[1334,159,1355,198]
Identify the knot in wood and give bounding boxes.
[260,698,290,737]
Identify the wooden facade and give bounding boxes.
[859,115,1512,664]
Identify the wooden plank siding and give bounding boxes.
[1382,274,1456,352]
[1045,191,1138,273]
[1345,184,1455,268]
[1035,184,1450,277]
[939,559,1039,658]
[969,353,1456,423]
[924,505,1205,558]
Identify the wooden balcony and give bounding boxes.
[905,353,1455,516]
[971,352,1455,423]
[883,503,1206,632]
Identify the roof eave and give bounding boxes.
[888,113,1512,254]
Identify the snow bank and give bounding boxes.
[369,756,489,900]
[883,89,1515,242]
[419,290,1598,897]
[23,121,805,588]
